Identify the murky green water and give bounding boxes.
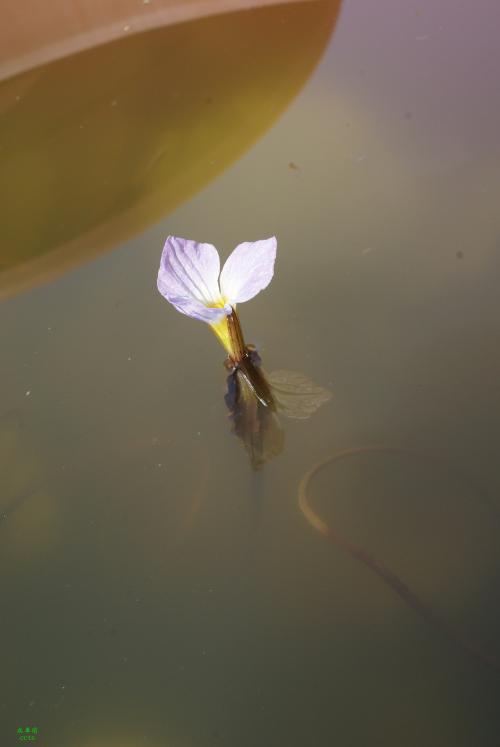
[1,1,500,745]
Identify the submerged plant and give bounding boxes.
[156,237,499,669]
[157,235,330,466]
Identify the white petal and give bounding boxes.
[157,236,225,321]
[219,237,277,305]
[158,288,228,323]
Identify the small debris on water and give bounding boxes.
[456,251,464,259]
[25,390,31,397]
[288,162,299,170]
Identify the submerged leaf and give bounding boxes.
[267,370,332,419]
[224,350,330,467]
[225,363,283,470]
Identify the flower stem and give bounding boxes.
[227,308,246,364]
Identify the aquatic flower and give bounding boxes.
[157,235,276,360]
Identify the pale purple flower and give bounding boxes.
[157,236,277,324]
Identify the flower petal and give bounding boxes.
[219,237,277,305]
[162,293,227,323]
[157,236,227,321]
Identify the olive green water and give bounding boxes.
[1,1,500,745]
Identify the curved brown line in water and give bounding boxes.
[298,445,500,672]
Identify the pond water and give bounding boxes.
[1,0,500,745]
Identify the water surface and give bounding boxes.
[1,1,500,745]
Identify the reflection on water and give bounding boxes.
[0,0,340,299]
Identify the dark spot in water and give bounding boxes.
[288,161,299,170]
[404,111,413,119]
[211,728,220,740]
[456,251,464,259]
[205,96,213,105]
[109,627,119,636]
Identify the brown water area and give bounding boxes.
[1,1,500,745]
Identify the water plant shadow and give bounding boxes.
[298,445,500,672]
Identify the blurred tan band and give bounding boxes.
[1,0,318,81]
